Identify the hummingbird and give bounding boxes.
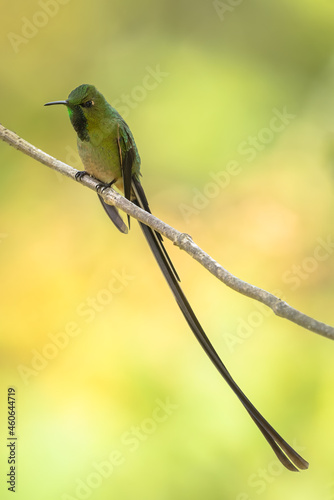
[45,84,308,471]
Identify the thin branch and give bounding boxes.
[1,123,333,340]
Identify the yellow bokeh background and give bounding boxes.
[1,1,334,499]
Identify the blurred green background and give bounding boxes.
[1,0,334,499]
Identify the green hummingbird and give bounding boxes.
[45,84,308,471]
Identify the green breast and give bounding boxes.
[77,127,122,184]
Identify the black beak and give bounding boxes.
[44,100,68,106]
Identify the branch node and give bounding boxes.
[272,299,289,317]
[173,231,193,249]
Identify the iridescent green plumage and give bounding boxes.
[67,85,140,186]
[44,85,309,472]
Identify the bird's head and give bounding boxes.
[45,84,109,142]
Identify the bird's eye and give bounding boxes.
[81,100,94,108]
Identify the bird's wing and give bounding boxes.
[116,119,180,281]
[117,121,136,229]
[100,119,135,233]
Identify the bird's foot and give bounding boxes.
[75,171,89,182]
[96,179,116,195]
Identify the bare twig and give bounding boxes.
[1,123,333,340]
